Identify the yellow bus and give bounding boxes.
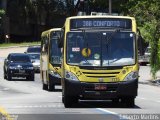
[40,28,62,91]
[59,16,139,107]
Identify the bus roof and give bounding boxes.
[41,28,61,36]
[66,15,135,21]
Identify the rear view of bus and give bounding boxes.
[41,28,62,91]
[60,16,139,107]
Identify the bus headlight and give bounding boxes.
[65,70,79,81]
[124,71,138,81]
[49,70,61,78]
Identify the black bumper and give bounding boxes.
[64,78,138,99]
[49,74,61,85]
[9,69,34,77]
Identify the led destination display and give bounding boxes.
[70,18,132,29]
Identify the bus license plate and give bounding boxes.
[95,84,107,90]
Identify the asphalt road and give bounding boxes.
[0,47,160,120]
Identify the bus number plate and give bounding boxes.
[95,84,107,90]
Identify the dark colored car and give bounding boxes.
[3,53,34,81]
[25,46,41,53]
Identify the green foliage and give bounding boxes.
[0,9,5,17]
[126,0,160,79]
[0,42,40,48]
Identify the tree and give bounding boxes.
[126,0,160,79]
[0,9,5,42]
[0,9,5,16]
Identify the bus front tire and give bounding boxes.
[64,95,78,108]
[43,83,48,90]
[63,89,78,108]
[121,97,135,108]
[48,80,55,91]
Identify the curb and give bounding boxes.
[139,80,160,86]
[138,81,149,85]
[149,79,160,86]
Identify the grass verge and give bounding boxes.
[0,42,40,48]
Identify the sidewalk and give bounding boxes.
[0,46,27,58]
[139,65,160,86]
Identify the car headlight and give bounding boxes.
[9,66,16,69]
[27,67,34,70]
[124,71,139,81]
[65,70,79,81]
[49,70,61,78]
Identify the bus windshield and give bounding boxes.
[66,31,135,66]
[50,31,62,65]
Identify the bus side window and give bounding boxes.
[41,36,48,54]
[41,37,45,54]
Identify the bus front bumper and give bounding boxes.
[64,79,138,99]
[49,74,61,85]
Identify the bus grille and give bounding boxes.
[82,71,120,78]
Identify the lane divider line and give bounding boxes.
[96,108,127,120]
[96,108,117,115]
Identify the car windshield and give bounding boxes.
[28,54,40,60]
[27,47,41,53]
[66,31,135,66]
[50,31,62,64]
[11,55,31,62]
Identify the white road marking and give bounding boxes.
[96,108,118,115]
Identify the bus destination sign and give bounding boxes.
[70,18,132,29]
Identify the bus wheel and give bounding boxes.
[64,94,78,108]
[48,80,55,91]
[43,83,48,90]
[64,95,74,108]
[121,97,135,108]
